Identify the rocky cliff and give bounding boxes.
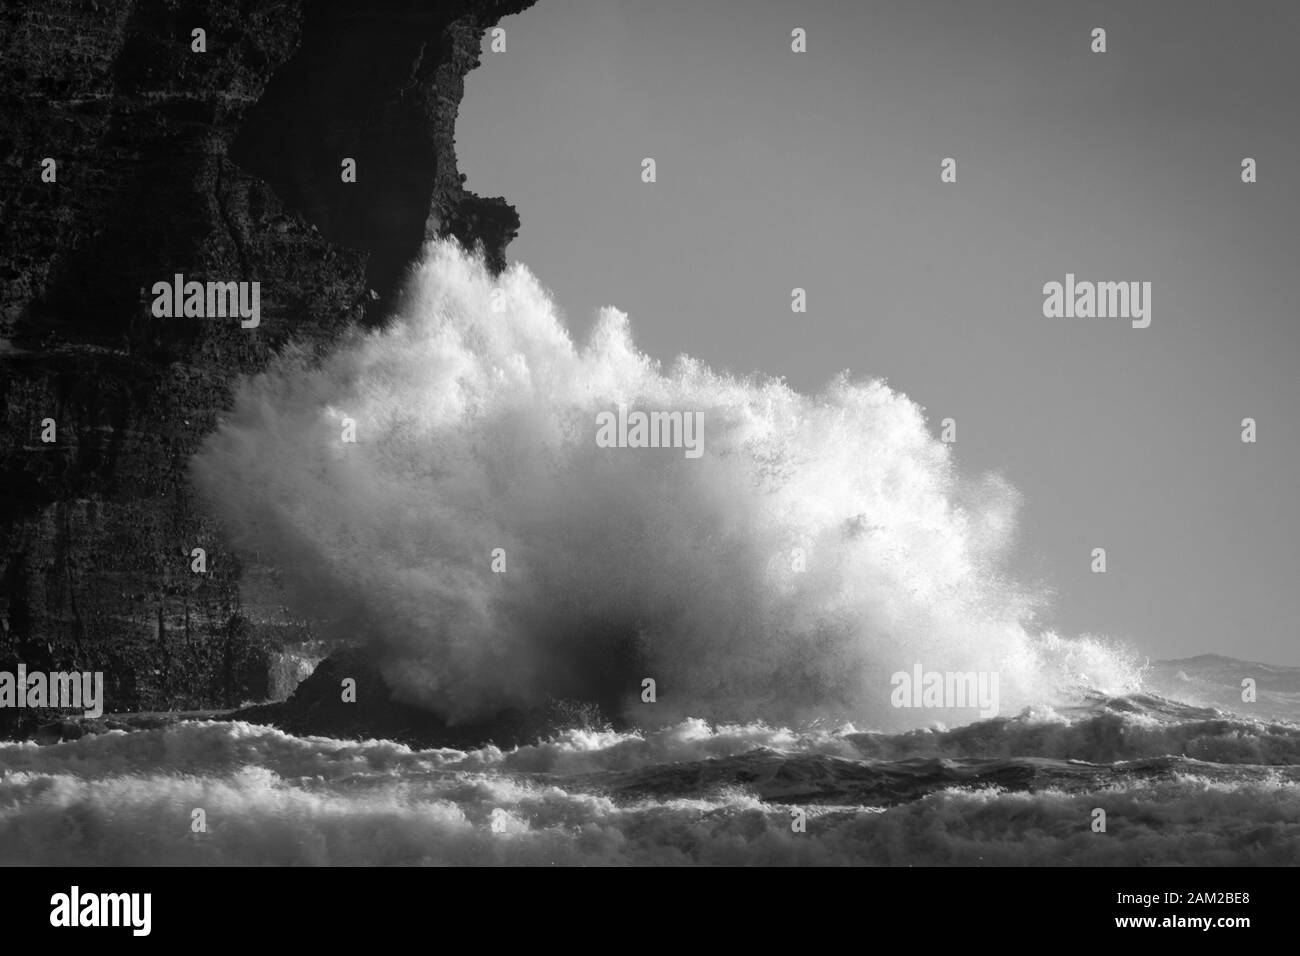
[0,0,533,730]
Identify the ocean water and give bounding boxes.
[5,243,1293,866]
[1,661,1298,865]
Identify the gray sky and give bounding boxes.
[458,0,1300,666]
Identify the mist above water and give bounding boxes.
[192,240,1140,729]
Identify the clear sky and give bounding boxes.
[458,0,1300,665]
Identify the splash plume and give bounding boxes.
[192,241,1139,728]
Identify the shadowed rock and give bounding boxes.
[231,648,617,749]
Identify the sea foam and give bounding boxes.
[192,240,1140,729]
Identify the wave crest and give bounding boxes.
[192,240,1140,728]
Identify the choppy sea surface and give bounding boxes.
[1,655,1297,866]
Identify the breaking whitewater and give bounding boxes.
[2,243,1297,866]
[2,671,1299,865]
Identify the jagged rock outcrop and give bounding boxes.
[231,648,617,748]
[0,0,533,731]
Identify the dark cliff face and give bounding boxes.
[0,0,533,725]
